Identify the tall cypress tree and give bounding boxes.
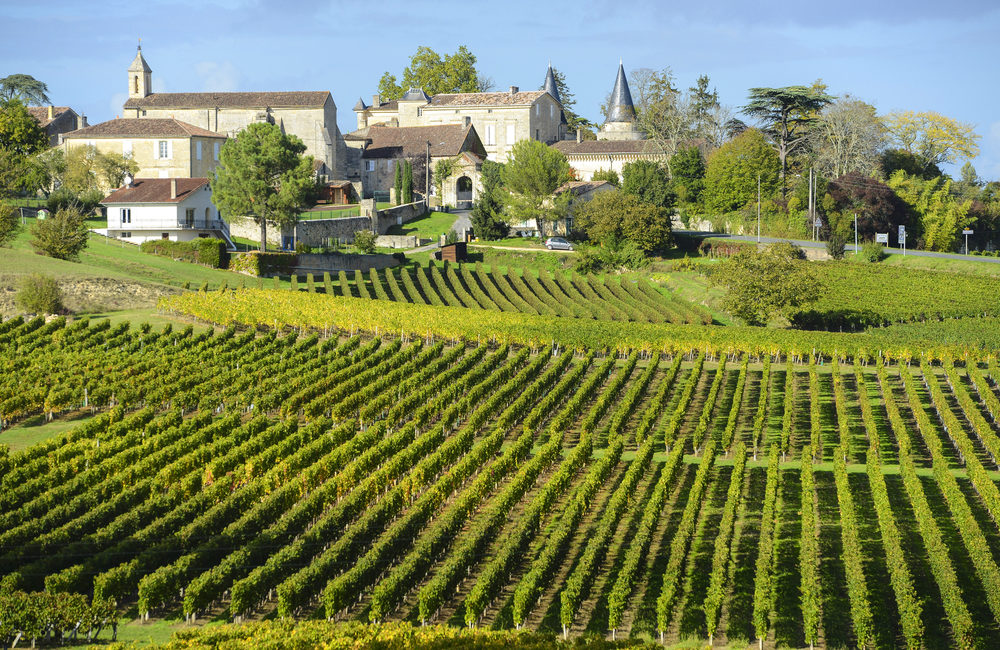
[393,160,402,205]
[402,161,414,204]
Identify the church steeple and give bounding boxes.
[605,61,636,124]
[128,44,152,99]
[543,63,561,105]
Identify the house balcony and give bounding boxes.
[110,219,230,231]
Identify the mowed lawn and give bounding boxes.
[385,210,457,241]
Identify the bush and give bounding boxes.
[230,251,298,276]
[16,274,63,314]
[826,234,847,260]
[295,241,313,254]
[861,241,885,263]
[140,238,229,268]
[30,207,89,260]
[45,187,103,215]
[768,241,807,260]
[0,204,20,247]
[354,230,377,254]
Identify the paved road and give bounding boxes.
[679,230,1000,264]
[469,244,575,254]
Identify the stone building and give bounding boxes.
[352,66,565,163]
[63,118,226,185]
[353,124,486,208]
[27,106,86,146]
[552,63,665,181]
[121,46,344,176]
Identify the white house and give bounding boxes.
[101,177,235,248]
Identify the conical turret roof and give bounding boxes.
[605,62,636,124]
[543,64,560,105]
[129,45,151,73]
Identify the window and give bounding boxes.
[120,208,131,224]
[506,124,515,145]
[158,140,170,159]
[120,231,131,238]
[387,159,394,172]
[196,141,202,160]
[365,160,375,171]
[485,124,496,146]
[122,141,132,156]
[185,208,195,226]
[132,76,138,94]
[550,105,555,119]
[535,104,539,116]
[213,142,220,161]
[162,233,170,240]
[535,129,540,140]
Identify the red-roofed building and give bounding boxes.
[101,177,234,248]
[26,105,85,146]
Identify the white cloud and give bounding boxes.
[195,61,239,92]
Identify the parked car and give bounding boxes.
[545,236,573,251]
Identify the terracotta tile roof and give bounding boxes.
[124,91,331,110]
[102,178,210,204]
[64,118,225,139]
[430,90,548,107]
[26,106,73,127]
[361,124,485,159]
[551,140,663,155]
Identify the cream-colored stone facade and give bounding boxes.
[122,47,343,176]
[355,88,563,162]
[63,119,226,188]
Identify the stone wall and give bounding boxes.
[295,217,372,247]
[374,200,426,233]
[376,234,422,249]
[229,217,287,247]
[294,252,401,272]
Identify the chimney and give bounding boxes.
[372,93,381,107]
[509,86,518,95]
[170,178,177,200]
[76,115,85,130]
[47,105,54,120]
[576,129,582,143]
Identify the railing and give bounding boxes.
[110,219,229,231]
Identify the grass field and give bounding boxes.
[385,210,458,240]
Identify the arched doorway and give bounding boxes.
[456,176,473,209]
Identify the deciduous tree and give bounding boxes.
[711,243,819,325]
[210,122,314,251]
[669,145,705,204]
[0,98,48,196]
[703,129,780,214]
[884,110,980,176]
[0,203,20,246]
[742,85,833,192]
[377,46,491,101]
[30,207,89,260]
[470,159,508,240]
[590,168,620,187]
[500,139,571,238]
[96,152,139,190]
[811,96,885,179]
[574,189,672,253]
[621,159,675,210]
[827,172,909,241]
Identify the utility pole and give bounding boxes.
[854,213,858,254]
[425,141,431,204]
[808,168,814,240]
[757,174,761,243]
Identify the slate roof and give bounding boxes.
[543,65,560,104]
[102,178,210,204]
[551,140,659,155]
[64,118,225,139]
[361,124,485,159]
[27,106,73,127]
[401,87,431,102]
[606,63,637,123]
[124,91,330,110]
[430,90,548,107]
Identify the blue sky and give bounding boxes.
[3,0,998,179]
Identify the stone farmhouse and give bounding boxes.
[350,124,487,208]
[121,46,345,177]
[352,65,566,163]
[27,105,86,146]
[63,118,226,186]
[101,177,233,247]
[552,63,666,181]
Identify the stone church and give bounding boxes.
[121,46,344,177]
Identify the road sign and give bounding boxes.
[875,233,889,244]
[815,218,822,228]
[898,225,906,240]
[963,229,974,235]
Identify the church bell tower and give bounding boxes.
[128,44,152,99]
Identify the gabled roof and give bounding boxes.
[606,63,637,124]
[556,180,613,196]
[353,97,368,111]
[430,90,549,107]
[124,90,331,110]
[102,178,210,204]
[64,118,225,139]
[551,140,659,155]
[361,124,486,160]
[27,106,74,127]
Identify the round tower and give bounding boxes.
[598,62,645,141]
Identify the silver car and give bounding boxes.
[545,237,573,251]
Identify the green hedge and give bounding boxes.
[230,251,299,276]
[140,238,229,269]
